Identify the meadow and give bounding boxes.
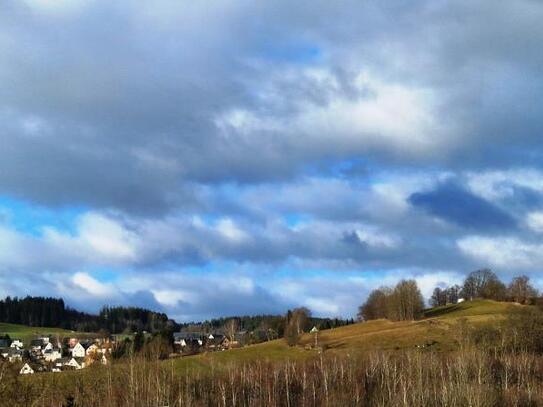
[1,299,536,406]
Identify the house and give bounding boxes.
[43,348,62,362]
[30,339,44,352]
[457,298,465,303]
[38,336,50,345]
[206,334,226,350]
[6,348,23,362]
[10,340,23,349]
[0,338,10,348]
[64,357,84,370]
[59,357,85,370]
[0,348,9,359]
[43,342,54,352]
[20,363,35,375]
[70,342,86,358]
[174,332,205,351]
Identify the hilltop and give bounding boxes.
[166,299,518,373]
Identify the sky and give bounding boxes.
[2,1,543,321]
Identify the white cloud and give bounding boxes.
[353,228,400,249]
[72,272,116,297]
[77,213,139,262]
[466,169,543,201]
[42,212,140,265]
[457,235,543,269]
[215,218,248,243]
[526,211,543,233]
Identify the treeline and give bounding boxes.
[0,296,176,334]
[99,306,174,334]
[180,312,354,338]
[359,269,541,323]
[0,296,95,330]
[358,279,425,321]
[430,269,538,307]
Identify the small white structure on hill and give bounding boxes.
[457,298,465,303]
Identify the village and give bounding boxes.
[0,328,272,376]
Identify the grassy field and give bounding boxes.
[0,322,83,344]
[9,299,527,406]
[166,299,519,373]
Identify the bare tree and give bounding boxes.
[392,280,425,321]
[430,287,447,307]
[508,275,538,304]
[358,288,389,320]
[223,318,239,342]
[462,269,505,300]
[359,281,424,321]
[284,307,311,346]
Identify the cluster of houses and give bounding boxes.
[173,330,267,353]
[0,327,274,375]
[0,336,111,375]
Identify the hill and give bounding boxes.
[0,322,83,344]
[15,301,520,405]
[165,299,519,373]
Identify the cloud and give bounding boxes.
[409,181,516,231]
[2,1,543,319]
[71,272,117,298]
[457,236,543,271]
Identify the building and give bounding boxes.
[43,348,62,362]
[20,363,35,375]
[70,342,86,358]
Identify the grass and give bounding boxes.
[0,322,85,344]
[166,299,520,373]
[13,300,520,378]
[423,298,517,319]
[11,299,528,406]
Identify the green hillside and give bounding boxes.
[167,299,519,373]
[0,322,81,344]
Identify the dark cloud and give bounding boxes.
[0,1,542,213]
[2,1,543,319]
[409,181,516,231]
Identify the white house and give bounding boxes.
[44,348,62,362]
[70,342,86,358]
[20,363,34,375]
[43,342,54,352]
[457,298,465,303]
[65,357,83,370]
[10,340,23,349]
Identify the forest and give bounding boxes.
[0,296,174,334]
